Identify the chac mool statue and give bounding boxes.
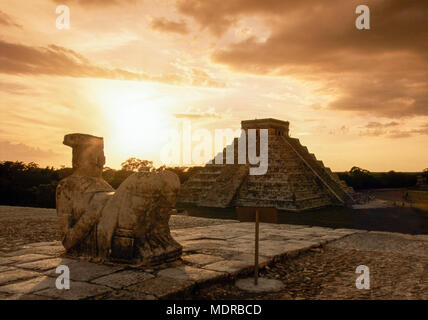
[56,133,182,265]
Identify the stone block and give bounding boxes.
[157,265,226,284]
[125,276,194,299]
[35,281,111,300]
[182,254,224,266]
[203,260,253,275]
[31,245,66,256]
[0,276,56,294]
[45,260,123,282]
[0,254,51,266]
[0,269,41,286]
[16,258,75,272]
[91,270,154,289]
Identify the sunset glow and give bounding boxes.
[0,0,427,171]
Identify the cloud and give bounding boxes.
[176,0,315,36]
[174,107,221,119]
[0,40,226,88]
[0,10,22,28]
[0,140,63,164]
[151,17,189,35]
[176,0,428,118]
[0,81,32,95]
[51,0,136,8]
[365,121,399,129]
[359,122,428,138]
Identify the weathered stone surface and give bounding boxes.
[35,281,111,300]
[56,133,183,266]
[103,290,157,300]
[0,266,15,272]
[98,170,182,265]
[0,269,40,286]
[182,254,224,266]
[231,253,270,266]
[177,118,353,211]
[327,232,428,256]
[5,207,396,300]
[31,245,65,256]
[91,270,154,289]
[45,260,123,282]
[203,260,253,275]
[157,266,226,284]
[23,241,62,248]
[0,253,50,265]
[0,276,56,294]
[0,292,11,299]
[125,276,194,299]
[235,277,284,293]
[16,258,75,272]
[5,293,55,300]
[181,239,228,252]
[63,133,105,178]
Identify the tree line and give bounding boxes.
[0,159,201,208]
[0,160,422,209]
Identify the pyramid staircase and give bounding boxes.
[177,119,353,211]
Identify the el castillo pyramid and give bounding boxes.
[177,118,353,211]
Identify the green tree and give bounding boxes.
[120,158,153,172]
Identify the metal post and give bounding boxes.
[254,209,259,285]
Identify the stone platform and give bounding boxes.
[0,222,363,300]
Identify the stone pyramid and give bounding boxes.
[177,118,353,211]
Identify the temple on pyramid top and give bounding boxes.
[177,118,353,212]
[241,118,290,137]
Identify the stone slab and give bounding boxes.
[22,241,61,248]
[157,265,226,284]
[125,276,194,299]
[31,245,65,256]
[45,260,123,282]
[34,281,111,300]
[16,258,75,272]
[235,277,284,293]
[0,266,15,273]
[0,254,51,266]
[182,253,224,266]
[1,221,378,300]
[203,260,253,275]
[0,269,41,286]
[91,270,154,289]
[0,276,56,294]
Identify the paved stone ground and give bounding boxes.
[0,205,236,253]
[195,231,427,300]
[0,206,426,300]
[0,206,359,300]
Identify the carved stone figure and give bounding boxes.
[56,133,182,266]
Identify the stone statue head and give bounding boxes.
[63,133,105,178]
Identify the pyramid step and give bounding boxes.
[184,184,212,190]
[191,177,217,183]
[195,171,221,179]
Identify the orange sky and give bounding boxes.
[0,0,427,171]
